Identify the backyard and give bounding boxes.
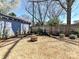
[0,0,79,59]
[0,36,79,59]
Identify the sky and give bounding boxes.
[12,0,79,24]
[12,0,26,16]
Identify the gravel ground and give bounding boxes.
[0,36,79,59]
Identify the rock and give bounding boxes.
[69,34,77,39]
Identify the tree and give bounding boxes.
[25,0,64,26]
[8,12,16,17]
[56,0,75,35]
[0,0,19,14]
[47,17,61,26]
[25,0,52,26]
[47,16,62,34]
[0,0,19,39]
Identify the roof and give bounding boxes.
[0,13,31,24]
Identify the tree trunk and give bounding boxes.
[66,1,71,35]
[32,2,34,26]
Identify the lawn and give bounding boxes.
[0,36,79,59]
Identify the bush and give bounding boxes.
[77,34,79,38]
[37,28,43,35]
[52,31,60,36]
[35,28,48,36]
[65,31,79,37]
[69,34,77,39]
[0,32,2,38]
[3,29,9,39]
[42,29,48,36]
[59,34,65,38]
[69,31,79,35]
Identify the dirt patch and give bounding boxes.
[0,36,79,59]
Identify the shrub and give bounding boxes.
[5,30,8,39]
[65,31,79,37]
[37,28,43,35]
[76,28,79,38]
[69,31,79,35]
[69,34,77,39]
[23,30,26,35]
[60,31,64,34]
[52,31,60,36]
[36,28,48,35]
[43,29,49,36]
[15,31,19,37]
[77,34,79,38]
[2,29,9,39]
[59,34,65,38]
[0,32,2,38]
[15,29,20,37]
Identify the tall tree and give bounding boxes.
[25,0,64,26]
[56,0,75,35]
[47,16,63,34]
[47,1,63,19]
[25,0,52,26]
[0,0,19,14]
[47,17,62,26]
[8,12,16,17]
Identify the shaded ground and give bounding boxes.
[0,36,79,59]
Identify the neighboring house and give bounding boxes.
[0,13,31,38]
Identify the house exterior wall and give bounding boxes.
[0,19,30,38]
[21,23,29,34]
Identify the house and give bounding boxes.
[0,13,31,38]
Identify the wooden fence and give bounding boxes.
[32,24,79,33]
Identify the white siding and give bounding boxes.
[21,23,29,34]
[0,20,30,38]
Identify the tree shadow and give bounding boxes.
[0,39,20,48]
[0,34,28,48]
[51,36,79,46]
[2,37,23,59]
[0,38,18,43]
[11,21,21,35]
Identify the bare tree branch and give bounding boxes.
[25,7,41,23]
[37,2,42,23]
[57,0,67,11]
